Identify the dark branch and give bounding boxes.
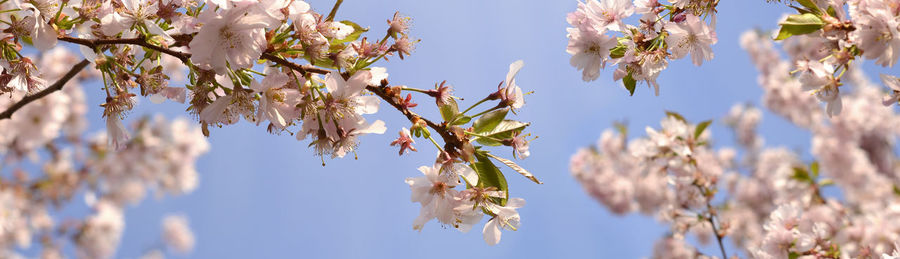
[58,36,191,62]
[0,59,91,120]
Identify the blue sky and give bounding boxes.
[59,0,892,258]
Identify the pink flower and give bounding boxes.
[189,4,275,75]
[566,28,617,81]
[665,15,717,66]
[585,0,634,32]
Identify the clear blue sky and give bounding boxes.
[65,1,890,258]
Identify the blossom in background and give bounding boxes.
[162,215,196,254]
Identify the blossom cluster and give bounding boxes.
[763,0,900,117]
[566,0,719,95]
[0,0,540,253]
[570,30,900,259]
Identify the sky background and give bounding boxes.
[57,0,892,258]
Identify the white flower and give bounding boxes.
[105,116,131,150]
[566,28,617,81]
[852,1,900,67]
[100,0,172,42]
[296,70,385,158]
[585,0,634,32]
[249,69,299,129]
[189,4,275,74]
[406,164,462,230]
[795,60,842,117]
[1,58,46,93]
[500,60,525,110]
[665,15,716,66]
[18,0,59,51]
[482,198,525,245]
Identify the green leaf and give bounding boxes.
[826,6,838,17]
[894,185,900,196]
[623,72,636,96]
[665,111,687,123]
[440,98,460,122]
[613,121,628,138]
[792,167,811,183]
[774,13,825,40]
[795,0,821,13]
[609,38,628,59]
[693,120,712,139]
[810,161,820,178]
[472,151,508,206]
[474,120,529,146]
[451,115,472,125]
[331,20,368,45]
[485,153,542,184]
[472,109,509,133]
[788,251,800,259]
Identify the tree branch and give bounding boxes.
[0,59,91,120]
[58,36,191,62]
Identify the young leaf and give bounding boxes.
[472,151,509,206]
[665,111,687,123]
[795,0,821,13]
[810,161,820,178]
[791,167,812,183]
[694,120,712,139]
[472,108,509,133]
[485,153,542,184]
[623,72,636,96]
[440,98,460,122]
[774,13,825,40]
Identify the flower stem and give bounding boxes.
[325,0,344,22]
[461,97,490,115]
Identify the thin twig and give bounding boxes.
[260,53,331,75]
[0,59,91,120]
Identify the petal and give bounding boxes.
[506,60,524,87]
[483,218,502,245]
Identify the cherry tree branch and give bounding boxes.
[0,59,91,120]
[695,183,728,259]
[55,35,461,151]
[58,36,191,62]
